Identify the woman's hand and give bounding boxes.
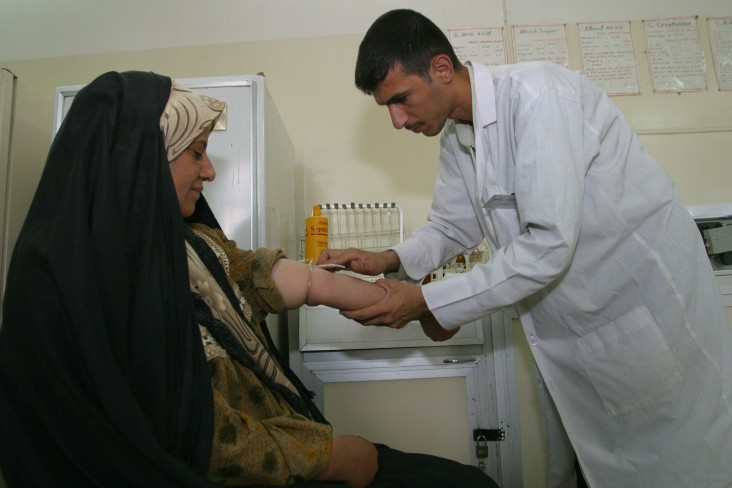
[315,435,378,488]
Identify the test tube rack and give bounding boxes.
[299,202,403,261]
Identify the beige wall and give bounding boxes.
[4,23,729,262]
[2,34,432,250]
[2,7,731,488]
[324,378,471,463]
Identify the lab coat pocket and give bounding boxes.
[485,196,522,249]
[577,305,682,418]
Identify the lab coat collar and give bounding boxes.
[463,61,497,202]
[465,61,497,130]
[454,121,475,149]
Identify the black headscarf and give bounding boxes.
[0,71,215,487]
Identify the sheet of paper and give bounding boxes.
[643,17,707,92]
[512,24,570,68]
[578,21,640,95]
[707,17,732,91]
[448,27,507,66]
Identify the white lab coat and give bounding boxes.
[392,61,732,487]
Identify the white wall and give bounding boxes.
[2,0,731,243]
[0,69,15,308]
[0,0,497,62]
[2,1,731,486]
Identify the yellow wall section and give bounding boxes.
[324,377,471,464]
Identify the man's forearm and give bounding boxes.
[382,249,401,273]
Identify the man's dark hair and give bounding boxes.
[355,9,462,95]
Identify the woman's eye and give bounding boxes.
[194,152,203,160]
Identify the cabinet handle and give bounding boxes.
[442,357,476,364]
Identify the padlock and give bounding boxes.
[475,434,489,459]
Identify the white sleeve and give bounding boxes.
[423,80,589,328]
[393,127,485,281]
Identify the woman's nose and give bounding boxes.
[388,105,408,130]
[201,155,216,182]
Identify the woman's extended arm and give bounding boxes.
[272,259,461,342]
[271,259,386,310]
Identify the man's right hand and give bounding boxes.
[317,248,400,276]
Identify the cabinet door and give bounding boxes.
[53,77,260,252]
[176,79,258,251]
[299,306,485,351]
[300,309,523,488]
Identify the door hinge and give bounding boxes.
[473,428,505,442]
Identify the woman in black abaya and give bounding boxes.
[0,71,215,486]
[0,71,497,488]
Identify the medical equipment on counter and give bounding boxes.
[304,205,329,264]
[300,202,490,281]
[688,203,732,271]
[297,202,486,350]
[300,202,403,281]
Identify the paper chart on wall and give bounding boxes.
[511,24,570,68]
[448,27,507,67]
[707,17,732,91]
[577,21,640,95]
[643,17,707,93]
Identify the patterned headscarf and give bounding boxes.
[160,81,226,162]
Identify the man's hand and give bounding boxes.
[340,279,427,328]
[317,248,400,276]
[419,312,461,341]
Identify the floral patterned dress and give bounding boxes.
[185,223,331,486]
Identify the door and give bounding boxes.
[295,306,524,487]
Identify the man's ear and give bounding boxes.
[431,54,455,84]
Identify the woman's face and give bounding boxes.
[169,130,215,217]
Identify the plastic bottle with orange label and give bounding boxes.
[305,205,329,264]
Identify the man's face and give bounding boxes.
[373,64,451,137]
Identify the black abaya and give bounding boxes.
[0,71,214,487]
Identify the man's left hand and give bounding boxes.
[419,312,461,342]
[340,279,427,329]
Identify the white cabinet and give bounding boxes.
[289,204,523,484]
[716,270,732,307]
[54,74,297,346]
[291,308,524,488]
[299,306,484,351]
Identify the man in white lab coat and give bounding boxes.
[318,8,732,488]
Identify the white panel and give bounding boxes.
[717,271,732,307]
[177,79,258,251]
[0,69,16,312]
[299,305,484,351]
[52,76,281,254]
[260,86,296,256]
[300,310,523,488]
